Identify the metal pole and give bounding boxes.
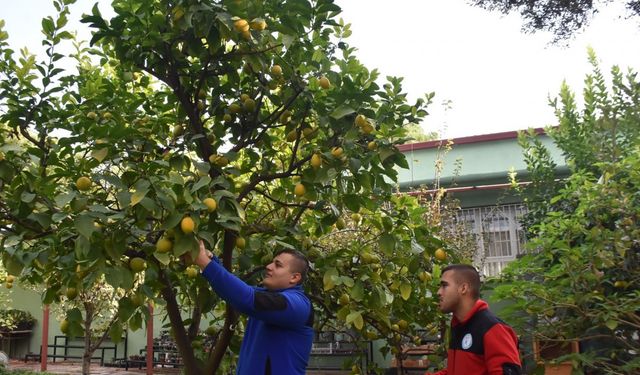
[40,304,49,371]
[146,303,153,375]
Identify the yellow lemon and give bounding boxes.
[331,147,343,157]
[319,76,331,89]
[156,238,173,253]
[203,198,217,212]
[294,183,306,197]
[76,176,92,191]
[181,217,196,234]
[233,19,249,33]
[250,18,267,31]
[310,154,322,168]
[129,257,147,273]
[434,248,447,261]
[235,236,246,249]
[271,65,282,76]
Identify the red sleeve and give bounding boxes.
[483,323,521,375]
[425,370,447,375]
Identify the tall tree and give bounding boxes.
[0,1,453,374]
[469,0,640,42]
[497,51,640,374]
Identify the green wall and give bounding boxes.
[398,134,564,190]
[2,283,169,363]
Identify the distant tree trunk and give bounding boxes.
[82,302,94,375]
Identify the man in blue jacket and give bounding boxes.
[195,240,314,375]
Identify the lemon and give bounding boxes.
[319,76,331,89]
[233,19,249,33]
[235,236,246,249]
[271,65,282,76]
[75,176,92,191]
[60,319,70,334]
[310,154,322,168]
[181,217,196,234]
[294,183,306,197]
[129,257,147,273]
[355,114,367,127]
[156,238,173,253]
[331,147,343,157]
[66,287,78,300]
[203,198,217,212]
[250,18,267,31]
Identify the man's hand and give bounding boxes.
[195,239,214,270]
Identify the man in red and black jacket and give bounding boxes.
[426,264,522,375]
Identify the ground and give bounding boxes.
[6,360,350,374]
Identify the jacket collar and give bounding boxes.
[452,299,488,326]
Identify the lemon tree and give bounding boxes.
[0,0,444,374]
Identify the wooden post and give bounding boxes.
[146,303,153,375]
[40,304,49,371]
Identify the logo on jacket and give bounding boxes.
[461,333,473,350]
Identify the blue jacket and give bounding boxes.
[201,257,314,375]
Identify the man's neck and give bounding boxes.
[454,298,478,322]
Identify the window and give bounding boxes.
[456,204,528,277]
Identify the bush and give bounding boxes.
[0,309,36,332]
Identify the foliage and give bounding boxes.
[468,0,640,43]
[0,0,443,374]
[0,309,36,332]
[498,53,640,374]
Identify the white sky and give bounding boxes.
[3,1,640,139]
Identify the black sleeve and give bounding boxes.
[502,363,522,375]
[254,291,288,311]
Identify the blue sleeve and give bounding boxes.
[201,258,311,327]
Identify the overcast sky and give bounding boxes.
[3,1,640,138]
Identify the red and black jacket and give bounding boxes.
[428,300,521,375]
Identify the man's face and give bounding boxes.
[437,270,462,313]
[262,252,301,290]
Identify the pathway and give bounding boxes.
[5,360,349,374]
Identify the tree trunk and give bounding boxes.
[205,230,239,373]
[159,269,204,375]
[206,306,238,374]
[82,302,93,375]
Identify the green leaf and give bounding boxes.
[330,105,355,120]
[346,310,364,330]
[20,191,36,203]
[400,282,412,301]
[351,282,364,302]
[109,323,123,343]
[91,148,108,162]
[379,234,396,255]
[191,176,212,193]
[75,214,96,238]
[174,235,199,257]
[605,320,618,331]
[323,267,338,291]
[410,237,425,254]
[153,251,171,266]
[130,189,148,207]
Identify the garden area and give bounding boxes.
[1,0,639,375]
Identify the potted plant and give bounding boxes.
[0,309,36,333]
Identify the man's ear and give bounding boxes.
[290,272,302,285]
[459,282,469,295]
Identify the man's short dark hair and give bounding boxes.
[442,264,481,299]
[276,249,309,284]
